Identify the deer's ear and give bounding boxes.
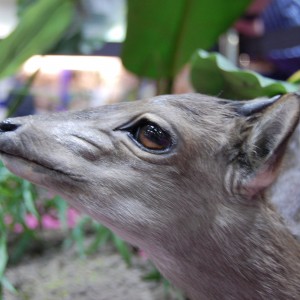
[239,94,300,196]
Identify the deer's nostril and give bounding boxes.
[0,121,20,132]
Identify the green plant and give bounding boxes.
[0,159,134,299]
[0,1,134,296]
[0,0,126,80]
[143,267,185,299]
[122,0,251,93]
[0,0,75,80]
[0,162,38,297]
[289,70,300,84]
[66,216,133,266]
[190,49,299,99]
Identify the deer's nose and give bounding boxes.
[0,120,21,132]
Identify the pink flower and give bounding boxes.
[42,215,60,229]
[67,208,80,228]
[5,215,23,233]
[14,223,23,233]
[25,214,39,229]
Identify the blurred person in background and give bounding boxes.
[236,0,300,79]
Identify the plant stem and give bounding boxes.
[6,70,39,118]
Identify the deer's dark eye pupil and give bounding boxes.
[136,123,171,150]
[119,119,173,152]
[121,119,172,152]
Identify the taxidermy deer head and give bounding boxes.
[0,93,300,299]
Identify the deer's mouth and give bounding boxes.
[0,151,84,184]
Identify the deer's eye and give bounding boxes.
[130,121,172,151]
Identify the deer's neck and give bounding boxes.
[148,204,300,299]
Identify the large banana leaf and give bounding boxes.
[0,0,75,80]
[190,49,299,99]
[122,0,251,79]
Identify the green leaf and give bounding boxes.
[112,235,132,266]
[122,0,251,79]
[288,70,300,84]
[6,70,39,118]
[9,230,35,264]
[70,216,91,258]
[22,180,38,218]
[0,235,8,278]
[142,268,163,281]
[51,196,68,230]
[72,226,85,258]
[1,276,17,294]
[86,225,111,255]
[0,0,75,79]
[190,49,299,99]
